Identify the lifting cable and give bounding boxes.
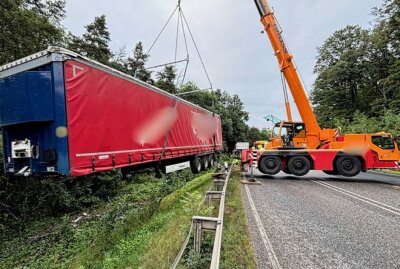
[149,0,215,163]
[145,0,213,91]
[273,11,310,95]
[280,71,289,106]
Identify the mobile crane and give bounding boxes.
[241,0,400,177]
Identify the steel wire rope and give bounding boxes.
[272,10,311,95]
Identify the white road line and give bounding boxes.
[311,180,400,217]
[244,185,281,269]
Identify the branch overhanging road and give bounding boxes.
[241,170,400,269]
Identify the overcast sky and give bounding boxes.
[63,0,382,128]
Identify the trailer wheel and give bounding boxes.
[288,156,311,176]
[208,154,215,168]
[336,156,361,177]
[191,157,202,174]
[258,156,281,175]
[202,156,209,171]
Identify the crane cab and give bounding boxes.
[268,121,306,149]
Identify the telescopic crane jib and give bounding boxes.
[240,0,400,177]
[254,0,337,149]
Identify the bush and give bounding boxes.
[0,170,122,233]
[334,109,400,137]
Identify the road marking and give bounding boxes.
[311,180,400,217]
[244,185,281,269]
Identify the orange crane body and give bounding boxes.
[241,0,400,177]
[255,0,336,149]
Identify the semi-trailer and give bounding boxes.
[0,47,223,177]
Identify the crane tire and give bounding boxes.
[288,156,311,176]
[335,156,361,177]
[258,156,281,175]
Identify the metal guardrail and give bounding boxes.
[171,164,233,269]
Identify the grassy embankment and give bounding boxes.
[0,164,256,268]
[0,170,212,269]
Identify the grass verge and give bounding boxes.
[0,170,212,269]
[375,169,400,176]
[220,167,256,269]
[88,171,213,269]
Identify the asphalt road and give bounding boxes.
[241,170,400,269]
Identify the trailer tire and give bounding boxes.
[288,156,311,176]
[202,156,209,171]
[191,157,202,174]
[208,154,215,168]
[336,156,361,177]
[258,156,281,175]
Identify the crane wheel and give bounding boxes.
[191,156,202,174]
[258,156,281,175]
[288,156,311,176]
[201,156,209,171]
[336,156,361,177]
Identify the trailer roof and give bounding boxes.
[0,47,219,117]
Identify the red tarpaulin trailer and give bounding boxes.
[0,47,223,177]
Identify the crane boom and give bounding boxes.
[240,0,400,178]
[254,0,321,138]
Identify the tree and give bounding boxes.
[24,0,66,25]
[246,127,270,145]
[68,15,113,64]
[155,66,177,94]
[311,0,400,138]
[373,0,400,57]
[127,42,152,83]
[0,0,65,65]
[373,0,400,113]
[311,25,387,127]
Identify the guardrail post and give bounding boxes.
[193,218,202,253]
[192,216,220,253]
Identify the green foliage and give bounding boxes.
[0,0,65,65]
[68,15,113,64]
[0,170,212,268]
[334,109,400,137]
[155,65,178,94]
[246,127,270,145]
[311,0,400,132]
[0,170,122,233]
[127,42,153,83]
[183,235,213,269]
